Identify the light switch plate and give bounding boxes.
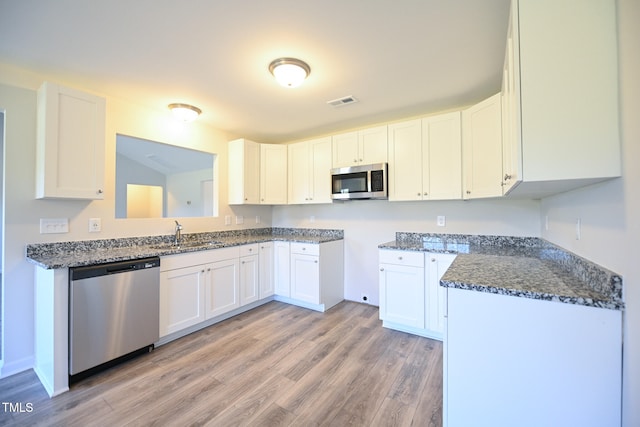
[40,218,69,234]
[437,215,446,227]
[236,215,244,225]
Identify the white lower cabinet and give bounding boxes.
[259,242,275,298]
[290,244,321,304]
[444,288,622,427]
[275,240,344,312]
[160,247,241,338]
[239,244,259,305]
[160,264,206,336]
[273,241,291,297]
[205,258,240,318]
[379,249,455,339]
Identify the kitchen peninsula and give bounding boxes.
[379,232,623,426]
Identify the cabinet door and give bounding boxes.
[379,263,425,328]
[274,241,291,297]
[359,125,388,165]
[260,143,287,204]
[309,137,332,204]
[423,112,462,200]
[159,265,206,336]
[287,141,310,204]
[501,20,522,195]
[425,253,456,335]
[205,258,240,318]
[240,254,259,305]
[228,139,260,204]
[388,119,423,201]
[36,82,106,199]
[290,253,320,304]
[259,242,274,298]
[462,93,503,199]
[332,131,359,168]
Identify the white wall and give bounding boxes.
[274,198,540,305]
[0,66,272,377]
[540,1,639,425]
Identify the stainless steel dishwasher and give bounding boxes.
[69,257,160,382]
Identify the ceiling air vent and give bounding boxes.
[327,95,358,108]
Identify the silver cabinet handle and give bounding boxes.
[431,258,436,262]
[314,260,318,263]
[97,189,103,194]
[398,256,403,260]
[466,190,471,194]
[380,267,384,271]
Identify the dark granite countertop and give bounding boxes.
[26,227,343,270]
[379,233,623,311]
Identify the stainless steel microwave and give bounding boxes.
[331,163,388,200]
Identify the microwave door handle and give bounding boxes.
[367,170,372,193]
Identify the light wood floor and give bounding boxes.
[0,301,443,426]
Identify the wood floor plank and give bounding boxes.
[0,301,443,426]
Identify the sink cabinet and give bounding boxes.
[159,263,207,336]
[160,247,241,337]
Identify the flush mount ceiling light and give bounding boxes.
[168,103,202,122]
[269,57,311,88]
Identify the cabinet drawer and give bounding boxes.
[240,243,259,257]
[379,249,424,267]
[290,242,320,256]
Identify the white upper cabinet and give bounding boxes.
[36,82,106,199]
[288,137,332,204]
[228,138,260,205]
[462,93,503,200]
[422,112,462,200]
[332,125,388,168]
[502,0,621,197]
[260,143,287,204]
[388,113,461,202]
[388,119,423,201]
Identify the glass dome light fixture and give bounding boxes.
[168,103,202,122]
[269,57,311,88]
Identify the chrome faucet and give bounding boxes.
[174,220,183,246]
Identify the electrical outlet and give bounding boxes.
[89,218,101,233]
[545,215,549,231]
[255,215,261,224]
[225,215,231,225]
[361,293,369,304]
[236,215,244,225]
[437,215,446,227]
[310,215,315,223]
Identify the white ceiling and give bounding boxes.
[0,0,510,143]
